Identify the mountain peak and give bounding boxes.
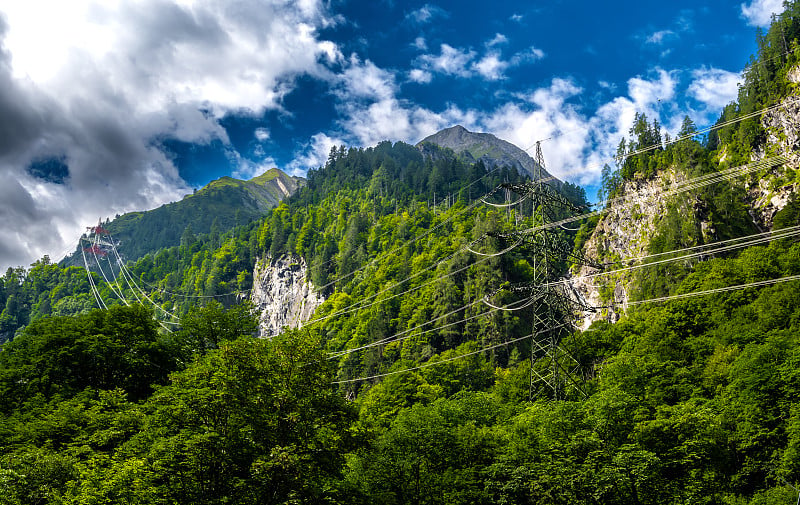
[417,125,558,183]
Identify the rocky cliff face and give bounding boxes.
[746,69,800,229]
[570,168,711,329]
[251,254,325,337]
[571,70,800,328]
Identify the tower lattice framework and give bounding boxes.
[491,142,600,400]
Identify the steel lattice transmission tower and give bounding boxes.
[490,141,600,400]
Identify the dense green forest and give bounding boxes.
[2,3,800,503]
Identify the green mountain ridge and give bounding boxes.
[62,167,303,266]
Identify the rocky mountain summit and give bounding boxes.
[417,125,558,183]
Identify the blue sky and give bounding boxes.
[0,0,788,269]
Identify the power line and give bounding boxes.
[318,186,499,291]
[327,294,535,359]
[303,234,493,326]
[628,273,800,306]
[308,97,795,332]
[333,328,546,385]
[306,161,508,291]
[121,268,252,299]
[523,154,788,235]
[333,270,800,385]
[308,153,789,333]
[80,231,181,331]
[567,225,800,287]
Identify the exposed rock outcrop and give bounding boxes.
[570,168,710,329]
[746,76,800,229]
[251,254,325,337]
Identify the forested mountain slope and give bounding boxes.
[62,167,302,266]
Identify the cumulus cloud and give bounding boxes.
[254,128,270,142]
[327,66,692,187]
[628,69,677,106]
[336,55,397,101]
[646,30,675,44]
[741,0,786,26]
[419,44,476,78]
[287,52,742,203]
[286,133,345,176]
[473,53,507,81]
[414,41,544,82]
[688,68,742,109]
[329,56,475,148]
[406,4,448,24]
[484,79,592,181]
[487,33,508,47]
[409,68,433,84]
[480,70,684,185]
[0,0,340,270]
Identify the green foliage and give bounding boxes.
[0,308,360,503]
[176,300,259,357]
[349,392,510,505]
[0,304,178,410]
[618,112,664,180]
[76,330,359,504]
[0,257,98,341]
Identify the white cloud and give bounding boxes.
[646,30,675,44]
[254,127,270,142]
[328,70,667,185]
[409,68,433,84]
[341,98,471,149]
[628,69,677,107]
[510,46,545,65]
[0,0,341,270]
[286,133,344,175]
[589,70,678,157]
[473,53,507,81]
[598,80,617,91]
[415,43,544,81]
[406,4,447,24]
[479,70,685,184]
[413,36,427,50]
[642,12,693,49]
[419,44,476,77]
[337,56,397,101]
[510,13,523,22]
[487,33,508,47]
[688,68,742,109]
[484,78,594,182]
[741,0,786,26]
[4,1,340,116]
[321,59,737,192]
[322,55,694,186]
